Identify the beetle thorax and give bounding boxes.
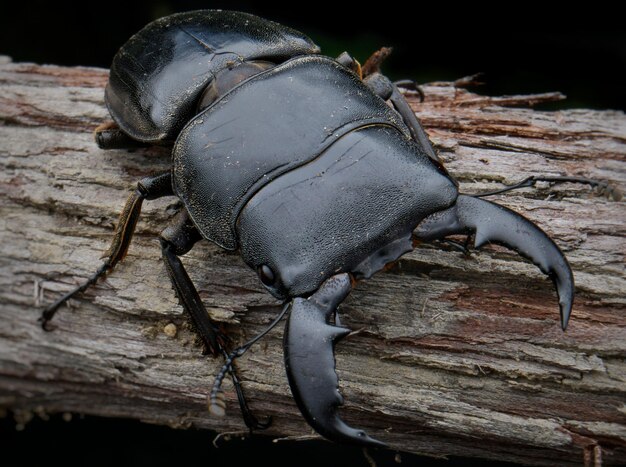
[172,56,457,298]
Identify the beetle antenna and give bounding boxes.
[209,301,290,417]
[468,175,622,201]
[39,262,111,330]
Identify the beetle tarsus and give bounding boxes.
[228,362,272,431]
[39,262,110,331]
[208,349,274,430]
[415,195,574,330]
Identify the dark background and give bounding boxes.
[1,2,624,465]
[2,1,626,111]
[1,414,520,467]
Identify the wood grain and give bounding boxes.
[0,60,624,466]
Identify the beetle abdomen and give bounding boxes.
[237,125,458,298]
[106,10,320,143]
[173,55,410,249]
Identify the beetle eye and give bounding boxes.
[258,264,276,286]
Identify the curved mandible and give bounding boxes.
[415,195,574,329]
[283,274,386,448]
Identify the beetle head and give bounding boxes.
[236,126,458,301]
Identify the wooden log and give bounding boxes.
[0,59,624,466]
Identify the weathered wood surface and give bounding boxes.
[0,60,624,466]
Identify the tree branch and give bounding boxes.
[1,60,624,466]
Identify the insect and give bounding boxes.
[41,10,617,447]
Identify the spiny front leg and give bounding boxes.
[284,273,386,448]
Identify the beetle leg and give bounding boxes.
[160,209,221,356]
[414,194,574,330]
[284,273,386,448]
[361,47,424,100]
[363,71,440,164]
[436,238,473,256]
[469,175,622,201]
[388,84,441,163]
[226,357,272,431]
[360,47,434,159]
[40,172,172,329]
[160,209,271,431]
[393,79,425,102]
[335,51,362,77]
[94,122,152,150]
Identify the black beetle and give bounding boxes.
[42,10,614,447]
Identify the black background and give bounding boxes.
[1,2,624,465]
[2,1,626,111]
[1,414,521,467]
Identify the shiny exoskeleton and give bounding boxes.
[43,10,597,448]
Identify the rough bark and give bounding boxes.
[0,60,624,466]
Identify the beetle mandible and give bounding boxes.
[41,10,616,447]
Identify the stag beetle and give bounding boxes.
[41,10,616,447]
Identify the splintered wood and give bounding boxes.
[0,60,624,466]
